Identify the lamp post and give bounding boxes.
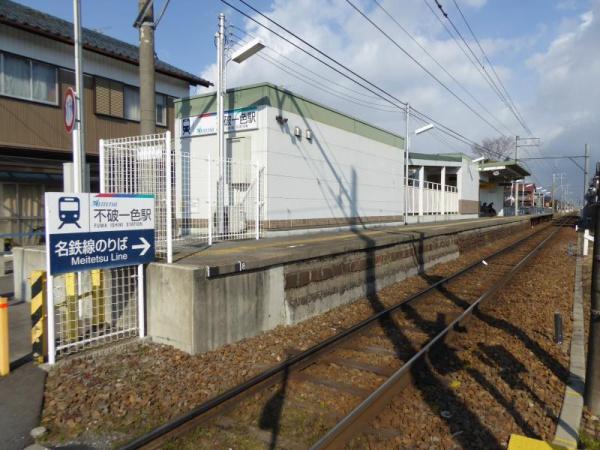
[215,14,264,237]
[404,103,434,225]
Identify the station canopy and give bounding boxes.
[478,159,530,183]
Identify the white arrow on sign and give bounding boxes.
[132,237,151,256]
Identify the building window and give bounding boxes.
[124,85,140,121]
[95,76,168,126]
[156,93,167,126]
[0,53,58,105]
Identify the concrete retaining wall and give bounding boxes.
[147,218,532,355]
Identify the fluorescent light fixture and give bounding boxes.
[231,39,265,63]
[414,123,434,135]
[472,156,485,163]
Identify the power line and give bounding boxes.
[229,35,402,112]
[230,26,395,104]
[221,0,518,162]
[432,0,532,134]
[372,0,516,137]
[345,0,508,137]
[450,0,530,133]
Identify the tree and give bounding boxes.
[472,136,514,160]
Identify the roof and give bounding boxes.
[175,82,405,149]
[478,159,530,181]
[0,0,211,87]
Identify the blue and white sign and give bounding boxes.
[180,106,258,137]
[45,193,155,275]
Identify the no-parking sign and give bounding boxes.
[64,87,76,133]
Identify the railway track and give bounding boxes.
[121,216,571,450]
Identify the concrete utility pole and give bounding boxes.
[404,103,410,225]
[72,0,85,193]
[216,13,226,236]
[138,0,155,135]
[515,136,519,216]
[585,144,590,208]
[552,174,556,213]
[586,177,600,414]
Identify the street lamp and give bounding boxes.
[216,14,264,238]
[404,103,434,225]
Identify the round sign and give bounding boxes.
[64,87,76,133]
[492,170,500,176]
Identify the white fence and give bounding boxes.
[100,132,264,263]
[406,179,459,216]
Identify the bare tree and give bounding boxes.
[472,136,514,160]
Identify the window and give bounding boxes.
[0,52,58,104]
[124,85,140,121]
[94,76,168,125]
[156,94,167,126]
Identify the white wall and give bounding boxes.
[0,24,189,98]
[479,187,505,216]
[458,158,479,201]
[265,106,404,222]
[174,106,268,221]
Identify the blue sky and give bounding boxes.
[14,0,598,193]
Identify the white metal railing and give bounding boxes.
[406,178,458,216]
[100,132,264,263]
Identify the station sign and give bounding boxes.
[45,193,155,275]
[180,106,258,137]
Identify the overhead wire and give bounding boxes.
[432,0,531,134]
[450,0,530,133]
[372,0,516,137]
[345,0,508,137]
[220,0,522,162]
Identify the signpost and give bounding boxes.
[64,87,76,134]
[44,192,155,363]
[45,193,155,275]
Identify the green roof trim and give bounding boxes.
[175,82,405,149]
[409,152,463,162]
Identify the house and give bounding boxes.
[0,0,211,244]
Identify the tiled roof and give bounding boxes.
[0,0,212,87]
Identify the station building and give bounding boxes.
[174,82,481,236]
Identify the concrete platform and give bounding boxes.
[147,215,551,355]
[176,215,543,276]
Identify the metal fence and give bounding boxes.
[49,266,142,359]
[100,133,172,260]
[100,132,265,263]
[174,153,263,249]
[406,178,459,216]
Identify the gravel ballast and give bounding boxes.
[39,224,567,448]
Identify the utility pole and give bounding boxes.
[138,0,155,135]
[515,136,519,216]
[72,0,85,193]
[551,173,556,213]
[585,144,590,209]
[586,172,600,414]
[404,103,410,225]
[216,13,226,236]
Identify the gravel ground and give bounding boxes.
[39,225,549,449]
[356,224,577,449]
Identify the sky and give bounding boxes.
[15,0,599,201]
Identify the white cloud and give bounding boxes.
[199,0,599,189]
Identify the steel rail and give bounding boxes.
[120,215,556,450]
[311,216,571,449]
